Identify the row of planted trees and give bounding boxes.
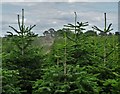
[2,9,120,94]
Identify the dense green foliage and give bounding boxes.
[2,10,120,94]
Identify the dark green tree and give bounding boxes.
[63,12,96,66]
[92,13,113,64]
[7,9,38,55]
[5,9,42,94]
[92,13,113,36]
[64,12,88,43]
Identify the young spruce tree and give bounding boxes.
[7,9,38,55]
[92,13,113,64]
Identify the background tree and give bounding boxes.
[48,28,56,37]
[43,30,49,36]
[84,30,97,36]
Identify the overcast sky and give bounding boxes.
[1,0,120,2]
[1,2,118,36]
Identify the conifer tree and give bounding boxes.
[92,13,113,64]
[7,9,38,55]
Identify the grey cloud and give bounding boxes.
[23,0,119,2]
